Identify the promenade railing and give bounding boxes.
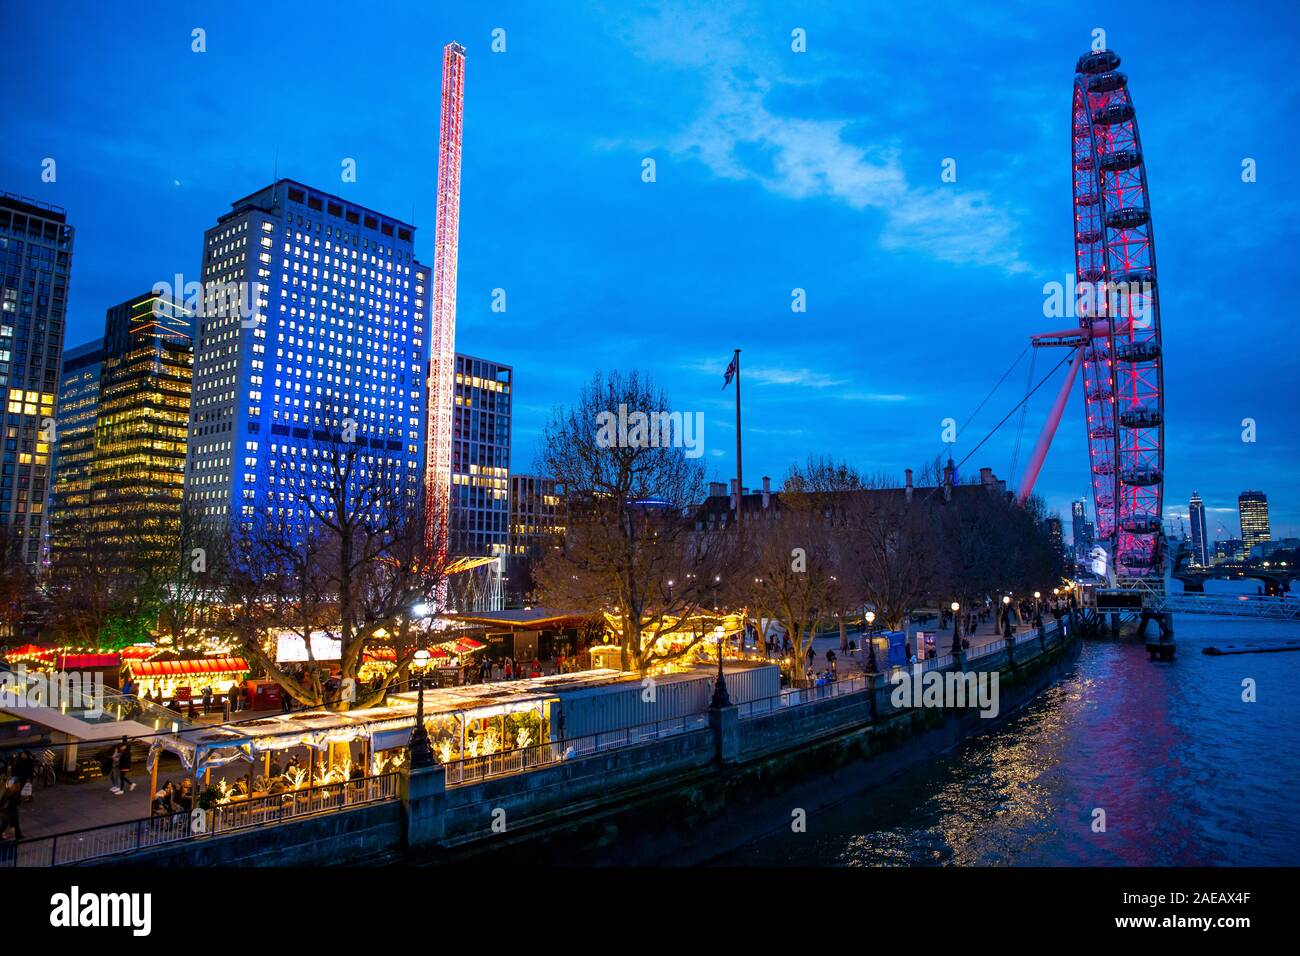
[3,771,400,867]
[442,713,710,788]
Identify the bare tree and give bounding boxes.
[743,498,847,686]
[532,371,735,673]
[218,419,446,711]
[152,505,227,653]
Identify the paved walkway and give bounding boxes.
[802,617,1037,677]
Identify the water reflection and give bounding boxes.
[725,616,1300,866]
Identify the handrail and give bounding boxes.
[441,713,710,787]
[2,772,400,867]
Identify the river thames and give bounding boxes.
[726,596,1300,866]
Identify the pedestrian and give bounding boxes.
[0,780,22,840]
[108,743,123,795]
[12,750,35,799]
[202,685,212,716]
[118,737,136,793]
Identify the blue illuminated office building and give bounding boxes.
[184,180,430,531]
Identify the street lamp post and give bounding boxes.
[710,624,731,709]
[709,577,730,709]
[864,610,877,674]
[950,601,961,657]
[408,647,433,769]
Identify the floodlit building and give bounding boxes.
[183,180,430,535]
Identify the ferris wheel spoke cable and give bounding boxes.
[951,350,1074,478]
[929,343,1030,466]
[919,348,1074,504]
[1009,347,1038,484]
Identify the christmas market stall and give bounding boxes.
[124,656,249,708]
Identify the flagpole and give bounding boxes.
[734,348,742,533]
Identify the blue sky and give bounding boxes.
[4,0,1298,540]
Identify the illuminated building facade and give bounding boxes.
[88,292,193,558]
[450,352,510,556]
[508,473,565,558]
[1188,491,1209,567]
[1238,490,1270,555]
[49,339,104,563]
[0,193,73,569]
[183,180,430,534]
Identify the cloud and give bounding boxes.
[842,391,909,403]
[681,358,847,389]
[619,3,1029,274]
[745,366,848,388]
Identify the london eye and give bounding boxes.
[1072,48,1165,590]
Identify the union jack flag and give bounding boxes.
[723,353,738,390]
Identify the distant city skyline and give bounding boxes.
[4,0,1297,538]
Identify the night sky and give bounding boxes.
[4,0,1297,540]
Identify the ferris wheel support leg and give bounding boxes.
[1015,347,1086,504]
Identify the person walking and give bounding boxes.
[12,750,35,802]
[108,743,123,795]
[118,737,136,793]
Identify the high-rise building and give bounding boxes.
[184,180,430,533]
[1070,497,1094,560]
[49,339,104,563]
[449,352,510,556]
[89,292,193,559]
[505,473,564,605]
[0,193,74,569]
[1238,490,1270,554]
[508,474,565,558]
[1188,491,1209,567]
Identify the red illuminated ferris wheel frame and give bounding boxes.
[1071,49,1165,582]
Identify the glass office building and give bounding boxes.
[0,193,73,569]
[184,180,430,536]
[450,353,511,556]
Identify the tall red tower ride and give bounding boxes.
[425,42,466,573]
